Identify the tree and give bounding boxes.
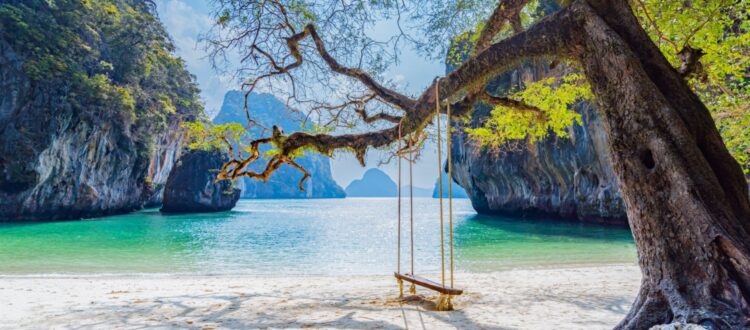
[200,0,750,328]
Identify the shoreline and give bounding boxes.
[0,262,638,279]
[1,264,640,329]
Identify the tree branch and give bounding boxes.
[439,9,573,103]
[217,4,574,184]
[480,93,548,120]
[306,25,417,110]
[677,45,705,79]
[354,108,402,124]
[472,0,530,55]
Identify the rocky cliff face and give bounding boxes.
[161,150,240,213]
[450,61,627,225]
[214,92,345,198]
[0,0,202,221]
[144,120,187,208]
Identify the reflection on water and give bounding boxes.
[0,199,636,275]
[456,214,636,271]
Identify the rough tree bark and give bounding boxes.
[459,5,750,325]
[217,0,750,327]
[566,1,750,328]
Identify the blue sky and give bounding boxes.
[155,0,446,188]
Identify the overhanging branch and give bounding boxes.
[306,25,418,111]
[218,4,575,185]
[355,109,402,124]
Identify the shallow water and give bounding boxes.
[0,198,636,275]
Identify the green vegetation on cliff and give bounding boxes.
[0,0,203,219]
[0,0,202,155]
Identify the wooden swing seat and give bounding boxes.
[394,272,463,295]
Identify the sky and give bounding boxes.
[155,0,446,188]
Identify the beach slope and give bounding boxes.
[0,265,639,329]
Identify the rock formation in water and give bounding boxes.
[0,0,202,221]
[213,91,345,198]
[432,173,469,198]
[161,150,240,213]
[435,1,625,225]
[449,59,627,225]
[345,169,397,197]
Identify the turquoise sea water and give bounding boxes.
[0,199,636,275]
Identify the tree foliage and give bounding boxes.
[183,121,245,152]
[633,0,750,174]
[465,72,591,147]
[467,0,749,174]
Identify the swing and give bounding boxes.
[394,80,463,311]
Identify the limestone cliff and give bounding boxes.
[449,61,627,225]
[161,150,240,213]
[213,92,345,198]
[0,0,202,220]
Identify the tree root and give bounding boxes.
[615,280,749,330]
[616,284,670,330]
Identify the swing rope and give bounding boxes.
[394,78,459,311]
[397,122,404,298]
[408,131,416,295]
[395,120,417,296]
[447,97,454,289]
[435,79,455,311]
[437,80,456,289]
[436,81,446,289]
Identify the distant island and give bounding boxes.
[345,169,397,197]
[345,168,466,198]
[214,92,345,199]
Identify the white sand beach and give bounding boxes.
[0,264,640,330]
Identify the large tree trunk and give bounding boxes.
[567,1,750,328]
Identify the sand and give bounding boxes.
[0,264,640,330]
